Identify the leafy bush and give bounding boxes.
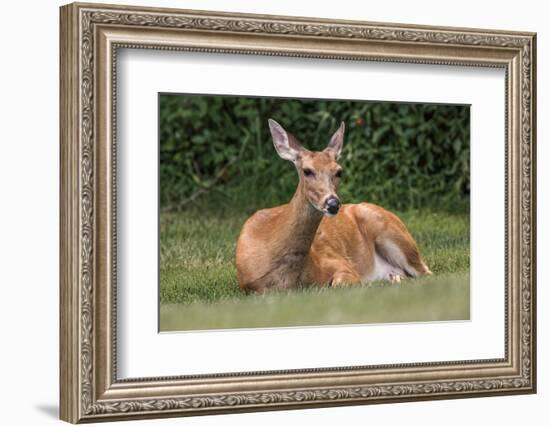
[159,94,469,213]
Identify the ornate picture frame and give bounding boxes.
[60,2,536,423]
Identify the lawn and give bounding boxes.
[159,209,470,331]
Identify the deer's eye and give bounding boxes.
[303,168,315,177]
[335,169,343,178]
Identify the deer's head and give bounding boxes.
[268,119,345,217]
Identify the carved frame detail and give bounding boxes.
[60,2,536,423]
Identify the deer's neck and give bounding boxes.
[246,181,324,291]
[278,182,323,260]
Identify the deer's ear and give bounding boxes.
[324,122,345,160]
[268,119,300,162]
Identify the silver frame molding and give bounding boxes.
[60,2,537,423]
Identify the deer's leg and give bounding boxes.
[330,270,362,287]
[354,203,431,278]
[375,233,431,278]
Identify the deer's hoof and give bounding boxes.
[330,278,350,288]
[330,272,361,287]
[389,273,402,283]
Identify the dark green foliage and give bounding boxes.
[159,94,469,212]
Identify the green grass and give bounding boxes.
[159,209,469,331]
[161,272,469,331]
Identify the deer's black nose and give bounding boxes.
[326,197,341,215]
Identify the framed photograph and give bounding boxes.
[60,2,537,423]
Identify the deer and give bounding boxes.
[235,119,431,293]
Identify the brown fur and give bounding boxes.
[235,121,431,293]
